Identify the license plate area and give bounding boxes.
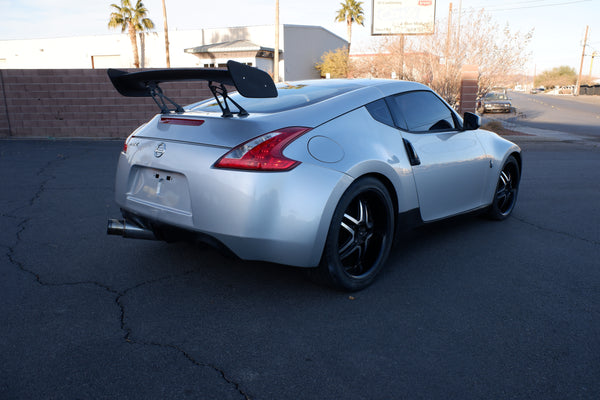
[127,167,192,215]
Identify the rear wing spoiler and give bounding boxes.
[107,60,278,117]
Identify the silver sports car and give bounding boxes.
[107,61,521,291]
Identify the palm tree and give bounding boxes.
[335,0,364,53]
[108,0,155,68]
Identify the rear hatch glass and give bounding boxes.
[188,80,363,114]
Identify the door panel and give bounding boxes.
[387,90,489,221]
[401,130,488,221]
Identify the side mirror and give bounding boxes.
[463,112,481,131]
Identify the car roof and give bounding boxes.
[188,78,430,115]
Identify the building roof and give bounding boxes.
[184,40,275,54]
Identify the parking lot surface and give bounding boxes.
[1,139,599,399]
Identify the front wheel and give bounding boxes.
[488,155,520,220]
[315,177,395,291]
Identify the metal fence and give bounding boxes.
[579,85,600,96]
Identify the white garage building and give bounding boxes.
[0,24,347,81]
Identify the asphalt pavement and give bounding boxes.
[484,92,600,143]
[1,137,599,399]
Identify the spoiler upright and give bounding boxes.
[107,60,278,117]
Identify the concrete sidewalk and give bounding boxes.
[482,115,594,143]
[500,124,574,142]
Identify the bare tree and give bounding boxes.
[457,11,533,95]
[350,9,532,107]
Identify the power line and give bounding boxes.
[457,0,591,13]
[469,0,549,7]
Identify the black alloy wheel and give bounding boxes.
[315,177,395,291]
[488,155,520,220]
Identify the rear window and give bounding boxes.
[189,80,363,114]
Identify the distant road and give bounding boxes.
[505,92,600,142]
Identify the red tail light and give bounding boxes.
[214,127,311,171]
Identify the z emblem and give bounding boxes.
[154,143,166,158]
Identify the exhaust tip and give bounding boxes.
[107,219,125,236]
[107,218,156,240]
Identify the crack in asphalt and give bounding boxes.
[29,154,66,206]
[0,212,18,219]
[6,152,252,400]
[121,337,251,400]
[514,216,600,246]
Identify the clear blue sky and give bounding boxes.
[1,0,598,75]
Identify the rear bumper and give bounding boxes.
[113,140,351,267]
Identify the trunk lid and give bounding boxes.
[132,112,285,149]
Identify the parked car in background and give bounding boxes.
[477,92,513,114]
[530,87,545,94]
[106,61,522,291]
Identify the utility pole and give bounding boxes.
[445,2,452,65]
[590,51,597,77]
[456,0,462,53]
[161,0,171,68]
[576,25,589,96]
[274,0,280,82]
[399,34,405,78]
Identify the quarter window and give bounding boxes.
[389,91,457,132]
[365,99,395,127]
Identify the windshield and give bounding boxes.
[485,92,508,100]
[189,80,363,114]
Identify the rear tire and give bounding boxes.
[314,177,395,291]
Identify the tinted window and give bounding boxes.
[366,99,394,127]
[484,92,508,100]
[189,81,363,114]
[390,91,456,132]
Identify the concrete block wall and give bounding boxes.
[458,65,478,116]
[0,69,213,139]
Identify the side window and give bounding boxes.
[365,99,394,127]
[389,91,457,132]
